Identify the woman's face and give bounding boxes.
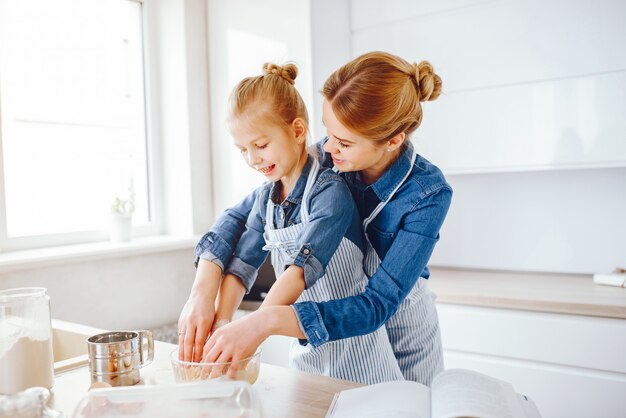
[322,100,387,173]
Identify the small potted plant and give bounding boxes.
[110,196,135,242]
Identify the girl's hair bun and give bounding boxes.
[412,61,442,102]
[263,63,298,85]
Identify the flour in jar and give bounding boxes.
[0,335,54,394]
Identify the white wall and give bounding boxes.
[433,168,626,274]
[207,0,315,215]
[351,0,626,172]
[342,0,626,274]
[309,0,352,143]
[0,249,195,330]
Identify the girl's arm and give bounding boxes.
[192,137,331,271]
[194,190,258,269]
[178,259,222,362]
[203,170,356,363]
[178,189,258,362]
[260,265,306,306]
[212,274,247,328]
[179,138,331,363]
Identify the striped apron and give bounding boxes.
[263,158,403,384]
[362,150,444,386]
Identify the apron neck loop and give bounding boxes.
[300,157,319,224]
[362,149,417,231]
[265,156,320,227]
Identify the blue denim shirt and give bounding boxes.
[208,156,365,292]
[195,140,452,347]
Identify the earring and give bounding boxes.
[387,148,391,152]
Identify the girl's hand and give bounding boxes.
[178,259,222,362]
[177,293,216,363]
[211,318,231,333]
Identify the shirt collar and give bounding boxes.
[269,155,313,205]
[368,142,415,202]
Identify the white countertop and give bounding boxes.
[428,267,626,319]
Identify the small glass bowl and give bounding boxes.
[170,348,261,385]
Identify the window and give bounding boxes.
[0,0,158,251]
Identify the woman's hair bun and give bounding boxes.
[262,63,298,85]
[412,61,442,102]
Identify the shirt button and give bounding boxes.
[303,249,311,255]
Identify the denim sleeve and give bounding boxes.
[224,187,270,293]
[292,187,452,347]
[287,174,355,289]
[194,189,256,269]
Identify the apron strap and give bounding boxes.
[363,149,417,231]
[265,187,275,230]
[299,157,320,224]
[265,155,320,229]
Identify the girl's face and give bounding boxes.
[230,115,305,184]
[321,100,388,174]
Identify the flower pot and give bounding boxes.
[110,213,133,242]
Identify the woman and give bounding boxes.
[179,51,452,386]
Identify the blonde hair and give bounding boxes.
[322,51,442,145]
[228,63,309,133]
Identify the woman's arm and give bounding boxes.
[202,305,304,367]
[200,266,309,365]
[210,262,307,331]
[293,187,453,347]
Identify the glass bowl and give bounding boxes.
[170,348,261,385]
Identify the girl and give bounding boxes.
[182,51,452,386]
[187,62,403,384]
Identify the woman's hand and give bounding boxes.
[202,310,269,366]
[178,260,222,362]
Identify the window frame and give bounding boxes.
[0,0,164,253]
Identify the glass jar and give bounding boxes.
[0,387,64,418]
[0,288,54,395]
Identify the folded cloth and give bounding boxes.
[593,271,626,287]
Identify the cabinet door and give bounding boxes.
[437,303,626,418]
[260,335,291,368]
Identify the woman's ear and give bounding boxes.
[386,132,406,152]
[292,118,307,142]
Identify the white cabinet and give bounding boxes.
[259,335,292,368]
[235,309,291,368]
[437,303,626,418]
